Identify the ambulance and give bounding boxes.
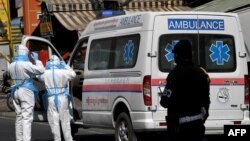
[22,12,250,140]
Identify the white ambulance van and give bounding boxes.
[22,11,250,140]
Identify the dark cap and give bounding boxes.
[173,40,192,60]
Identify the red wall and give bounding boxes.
[23,0,41,35]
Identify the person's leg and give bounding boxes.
[47,96,61,141]
[167,125,180,141]
[13,90,23,141]
[193,122,205,141]
[179,120,205,141]
[59,95,73,141]
[19,88,35,141]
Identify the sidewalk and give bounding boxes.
[0,95,15,118]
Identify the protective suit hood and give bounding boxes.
[17,45,29,55]
[45,55,63,70]
[49,55,60,65]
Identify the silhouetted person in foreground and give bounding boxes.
[160,40,210,141]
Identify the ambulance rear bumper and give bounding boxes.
[130,111,166,131]
[205,111,250,134]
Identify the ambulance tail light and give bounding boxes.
[244,75,249,104]
[143,75,152,106]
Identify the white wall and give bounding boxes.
[235,7,250,61]
[0,44,10,80]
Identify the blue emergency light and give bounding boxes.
[102,10,113,16]
[97,10,125,19]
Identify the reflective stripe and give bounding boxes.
[179,113,203,124]
[43,89,71,110]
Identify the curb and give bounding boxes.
[0,95,15,118]
[0,95,7,99]
[0,111,15,118]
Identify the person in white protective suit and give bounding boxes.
[8,45,45,141]
[41,55,76,141]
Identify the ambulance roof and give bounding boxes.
[81,11,238,37]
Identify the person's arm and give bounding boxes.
[61,61,76,80]
[26,52,45,75]
[200,68,211,122]
[38,73,45,82]
[66,66,76,80]
[26,60,45,75]
[160,73,173,108]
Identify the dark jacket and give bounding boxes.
[160,62,210,126]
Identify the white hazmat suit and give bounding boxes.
[9,45,45,141]
[41,55,76,141]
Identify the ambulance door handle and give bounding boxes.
[238,52,246,58]
[148,51,157,57]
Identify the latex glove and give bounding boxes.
[60,61,66,66]
[60,61,70,69]
[31,52,39,60]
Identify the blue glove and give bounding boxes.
[60,61,68,69]
[60,61,66,66]
[31,52,39,60]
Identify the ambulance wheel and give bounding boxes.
[7,94,15,111]
[71,123,78,137]
[115,112,137,141]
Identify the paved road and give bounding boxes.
[1,113,231,141]
[0,116,170,141]
[0,116,226,141]
[0,116,116,141]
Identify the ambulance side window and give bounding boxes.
[89,39,112,70]
[88,34,140,70]
[114,34,140,69]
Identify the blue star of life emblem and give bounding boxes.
[124,40,134,64]
[209,41,230,65]
[165,40,179,62]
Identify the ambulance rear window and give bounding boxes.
[159,34,236,72]
[159,34,198,72]
[199,34,236,72]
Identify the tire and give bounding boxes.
[7,94,15,111]
[1,85,7,93]
[115,112,137,141]
[71,123,78,137]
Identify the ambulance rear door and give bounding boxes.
[151,14,199,124]
[197,14,246,121]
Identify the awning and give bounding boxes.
[44,0,96,31]
[43,0,191,31]
[123,0,191,12]
[53,11,96,31]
